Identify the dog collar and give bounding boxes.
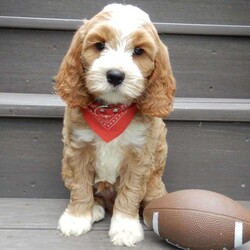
[81,102,138,142]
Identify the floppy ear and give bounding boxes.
[55,25,91,108]
[137,39,176,118]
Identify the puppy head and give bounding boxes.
[56,4,176,118]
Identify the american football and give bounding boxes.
[143,189,250,250]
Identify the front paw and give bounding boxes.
[109,212,144,247]
[58,209,92,236]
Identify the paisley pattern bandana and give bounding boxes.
[81,102,138,142]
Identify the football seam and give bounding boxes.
[145,208,250,225]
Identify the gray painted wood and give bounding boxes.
[234,241,250,250]
[0,93,65,118]
[0,118,249,200]
[0,230,173,250]
[168,35,250,99]
[0,198,172,249]
[166,121,250,200]
[0,198,68,229]
[169,98,250,122]
[0,29,64,94]
[1,93,250,122]
[0,0,249,25]
[0,16,83,31]
[0,117,66,198]
[0,29,249,98]
[0,198,249,250]
[155,23,250,37]
[1,16,250,36]
[0,198,249,229]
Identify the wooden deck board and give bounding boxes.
[1,16,250,36]
[0,199,249,250]
[1,93,250,121]
[0,230,174,250]
[1,199,249,229]
[0,198,175,250]
[1,0,250,25]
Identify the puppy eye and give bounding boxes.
[95,42,105,51]
[133,47,144,56]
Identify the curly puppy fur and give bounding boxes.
[56,4,175,247]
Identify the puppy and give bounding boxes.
[56,4,176,247]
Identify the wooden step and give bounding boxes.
[1,0,250,25]
[0,93,250,121]
[0,198,249,250]
[0,102,249,199]
[1,18,250,98]
[1,16,250,36]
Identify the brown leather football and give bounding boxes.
[143,189,250,250]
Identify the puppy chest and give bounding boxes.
[73,120,148,184]
[94,141,123,184]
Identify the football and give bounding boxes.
[143,189,250,250]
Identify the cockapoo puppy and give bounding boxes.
[56,3,176,247]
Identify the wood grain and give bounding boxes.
[0,230,173,250]
[0,198,249,229]
[0,198,249,250]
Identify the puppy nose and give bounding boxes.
[106,70,125,86]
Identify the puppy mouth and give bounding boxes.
[98,89,134,104]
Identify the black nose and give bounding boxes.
[106,70,125,86]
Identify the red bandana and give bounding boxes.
[81,102,138,142]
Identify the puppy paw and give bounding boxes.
[58,210,92,236]
[92,204,105,223]
[109,212,144,246]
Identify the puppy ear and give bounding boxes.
[137,39,176,118]
[55,25,91,108]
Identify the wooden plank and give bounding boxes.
[233,241,250,250]
[1,229,250,250]
[0,29,68,95]
[155,23,250,36]
[1,16,250,36]
[0,230,173,250]
[166,121,250,200]
[0,16,83,31]
[1,93,250,122]
[0,118,66,198]
[0,198,249,229]
[169,98,250,122]
[0,29,250,98]
[0,0,249,25]
[0,198,249,250]
[0,198,68,229]
[0,93,65,118]
[0,119,249,199]
[167,35,250,99]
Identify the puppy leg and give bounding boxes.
[58,144,95,236]
[109,160,148,246]
[92,201,105,223]
[143,175,166,207]
[143,127,168,207]
[109,210,144,247]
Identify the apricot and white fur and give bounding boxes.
[56,4,176,247]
